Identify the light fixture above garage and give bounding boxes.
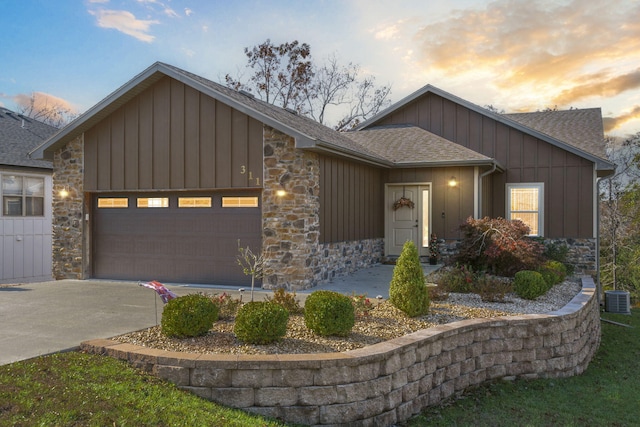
[448,176,458,187]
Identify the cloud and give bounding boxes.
[553,69,640,105]
[13,92,77,113]
[185,8,193,17]
[412,0,640,110]
[604,106,640,132]
[89,9,159,42]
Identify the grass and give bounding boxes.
[1,310,637,426]
[409,309,639,426]
[0,351,289,426]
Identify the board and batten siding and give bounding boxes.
[318,156,384,244]
[376,93,595,238]
[84,76,264,192]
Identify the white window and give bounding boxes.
[506,183,543,236]
[137,197,169,208]
[1,174,45,216]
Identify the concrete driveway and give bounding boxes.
[0,264,440,365]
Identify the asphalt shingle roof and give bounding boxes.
[504,108,608,161]
[0,108,56,169]
[345,124,493,165]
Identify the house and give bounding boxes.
[1,108,56,283]
[30,62,614,289]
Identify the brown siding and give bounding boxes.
[375,92,595,238]
[319,156,384,244]
[386,167,475,240]
[84,76,263,192]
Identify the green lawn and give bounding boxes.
[0,310,637,426]
[410,309,639,426]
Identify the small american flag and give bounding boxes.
[139,280,177,303]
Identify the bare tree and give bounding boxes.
[17,92,77,128]
[225,39,313,113]
[225,40,391,130]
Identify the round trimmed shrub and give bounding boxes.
[389,240,430,317]
[234,301,289,344]
[161,294,219,338]
[538,260,567,287]
[304,290,355,336]
[514,270,548,300]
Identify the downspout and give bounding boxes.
[596,177,602,307]
[478,162,498,218]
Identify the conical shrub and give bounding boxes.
[389,240,430,317]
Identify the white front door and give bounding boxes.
[386,184,430,256]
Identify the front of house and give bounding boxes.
[31,62,614,290]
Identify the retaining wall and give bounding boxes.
[82,277,600,426]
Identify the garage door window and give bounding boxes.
[222,196,259,208]
[2,174,45,217]
[137,197,169,208]
[178,197,212,208]
[97,198,129,208]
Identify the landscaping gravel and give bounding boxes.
[115,280,581,355]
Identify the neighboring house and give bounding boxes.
[30,62,614,289]
[0,108,56,283]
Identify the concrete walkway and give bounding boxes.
[0,263,440,366]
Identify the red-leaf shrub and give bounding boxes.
[455,217,545,276]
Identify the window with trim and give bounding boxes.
[1,174,45,217]
[221,196,259,208]
[506,183,543,236]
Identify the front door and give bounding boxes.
[386,184,430,256]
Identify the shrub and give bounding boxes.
[351,294,374,318]
[474,274,513,302]
[514,270,548,300]
[456,217,545,276]
[265,288,302,314]
[210,292,242,319]
[541,240,575,276]
[234,301,289,344]
[434,264,475,293]
[538,260,567,288]
[161,294,219,338]
[389,240,430,317]
[304,290,355,336]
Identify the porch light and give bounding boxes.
[276,189,287,197]
[59,187,69,198]
[448,176,458,187]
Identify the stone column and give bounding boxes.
[261,127,321,290]
[52,136,84,279]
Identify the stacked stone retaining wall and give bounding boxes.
[82,277,600,426]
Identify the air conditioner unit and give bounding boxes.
[604,290,631,314]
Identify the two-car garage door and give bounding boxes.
[92,191,262,285]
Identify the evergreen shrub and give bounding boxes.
[234,301,289,344]
[161,294,219,338]
[304,290,355,336]
[538,260,567,287]
[514,270,548,300]
[389,240,430,317]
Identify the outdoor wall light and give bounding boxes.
[448,176,458,187]
[59,187,69,198]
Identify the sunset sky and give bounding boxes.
[2,0,639,137]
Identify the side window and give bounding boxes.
[1,175,45,217]
[506,183,543,236]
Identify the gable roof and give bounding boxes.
[0,108,56,169]
[345,124,501,168]
[356,84,615,172]
[30,62,388,167]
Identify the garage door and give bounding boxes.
[92,192,262,285]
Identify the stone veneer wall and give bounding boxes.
[261,127,384,290]
[437,238,596,275]
[82,277,600,427]
[52,136,84,279]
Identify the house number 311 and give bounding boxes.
[240,165,260,185]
